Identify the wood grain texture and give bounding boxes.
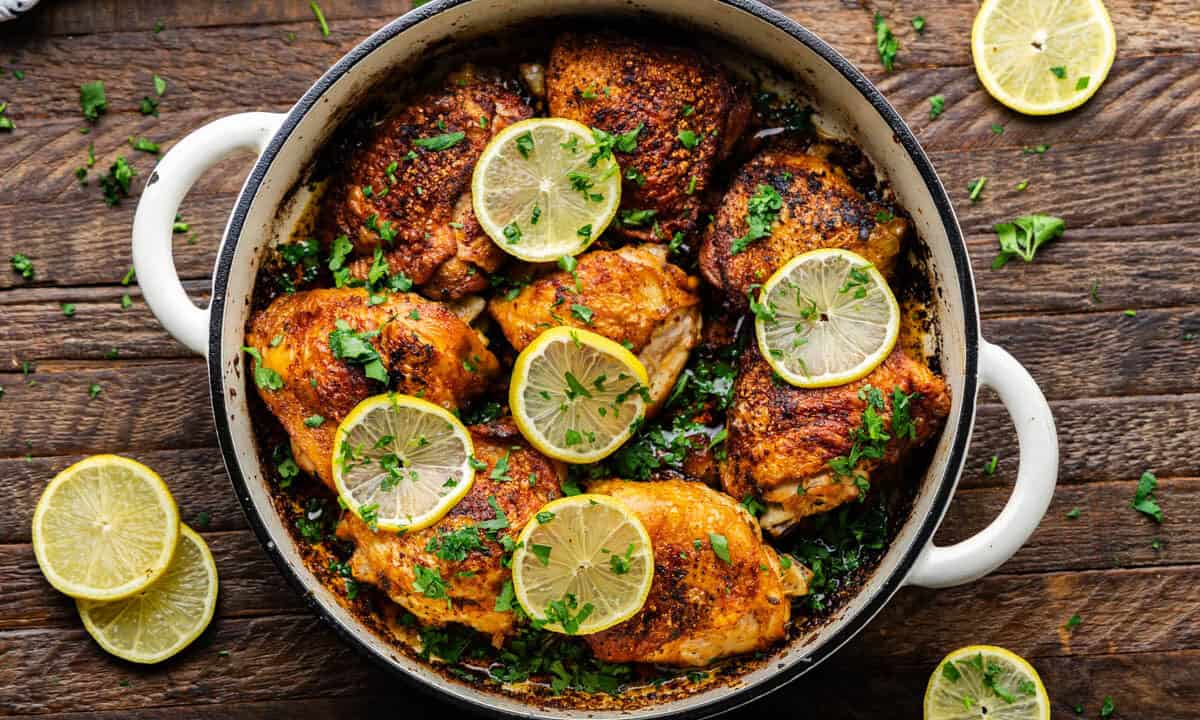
[0,0,1197,716]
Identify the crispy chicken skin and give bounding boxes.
[722,344,951,536]
[487,245,702,411]
[700,142,910,311]
[244,288,499,489]
[317,66,533,300]
[336,420,563,645]
[547,32,750,242]
[584,479,801,666]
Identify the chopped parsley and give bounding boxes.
[1131,470,1163,523]
[412,564,448,601]
[708,532,731,564]
[530,543,553,566]
[99,157,136,207]
[912,16,925,32]
[983,455,999,475]
[676,129,699,149]
[991,123,1005,135]
[1065,507,1081,519]
[61,303,76,317]
[242,346,284,391]
[10,254,34,280]
[730,184,783,254]
[328,320,388,383]
[87,383,102,399]
[1076,76,1091,91]
[1100,697,1115,717]
[413,131,466,151]
[928,94,945,120]
[129,136,160,154]
[618,208,657,227]
[991,214,1065,269]
[310,1,331,37]
[873,12,899,72]
[153,74,167,96]
[1065,613,1082,631]
[570,303,594,324]
[1023,144,1051,155]
[303,414,325,427]
[1050,66,1067,79]
[80,81,107,122]
[607,543,634,574]
[967,176,987,202]
[502,222,522,245]
[538,594,593,635]
[587,124,642,165]
[514,131,534,158]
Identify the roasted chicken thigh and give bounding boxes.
[584,479,807,666]
[336,420,563,645]
[487,245,702,411]
[700,141,910,311]
[546,32,750,242]
[244,287,499,488]
[317,66,533,300]
[722,344,951,536]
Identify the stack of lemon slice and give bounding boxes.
[32,455,218,663]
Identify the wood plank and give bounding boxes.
[964,224,1200,316]
[0,448,244,542]
[5,0,1197,65]
[0,359,213,458]
[3,564,1198,714]
[964,394,1200,489]
[13,649,1199,719]
[0,532,306,631]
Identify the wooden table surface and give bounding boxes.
[1,1,1197,717]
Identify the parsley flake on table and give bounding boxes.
[10,253,34,280]
[88,383,102,399]
[1023,144,1051,155]
[912,16,925,32]
[967,176,987,202]
[1065,613,1082,630]
[129,136,160,154]
[991,214,1065,269]
[1131,470,1163,522]
[153,74,167,97]
[61,303,76,317]
[0,102,13,132]
[79,81,107,122]
[1100,696,1115,718]
[873,12,899,72]
[990,123,1005,135]
[1065,506,1081,519]
[99,156,137,207]
[310,0,331,37]
[928,94,945,120]
[139,96,159,117]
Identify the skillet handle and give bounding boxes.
[904,340,1058,588]
[132,112,285,356]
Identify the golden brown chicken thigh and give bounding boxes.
[487,245,702,410]
[722,344,951,536]
[336,420,563,645]
[317,66,533,300]
[583,479,806,666]
[244,287,499,488]
[700,141,910,312]
[546,32,750,242]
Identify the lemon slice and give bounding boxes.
[32,455,180,601]
[754,248,900,388]
[332,393,475,533]
[511,494,654,635]
[510,326,649,463]
[925,645,1051,720]
[972,0,1116,115]
[471,117,622,263]
[77,525,218,664]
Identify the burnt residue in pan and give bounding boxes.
[242,18,945,711]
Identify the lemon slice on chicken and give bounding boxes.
[332,394,475,533]
[77,525,218,664]
[510,326,649,463]
[472,117,622,262]
[754,248,900,388]
[972,0,1116,115]
[32,455,180,601]
[511,494,654,635]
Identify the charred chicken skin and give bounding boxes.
[487,245,702,411]
[317,66,533,300]
[244,287,499,489]
[699,141,910,312]
[546,32,750,242]
[584,479,807,666]
[337,420,563,645]
[722,343,951,536]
